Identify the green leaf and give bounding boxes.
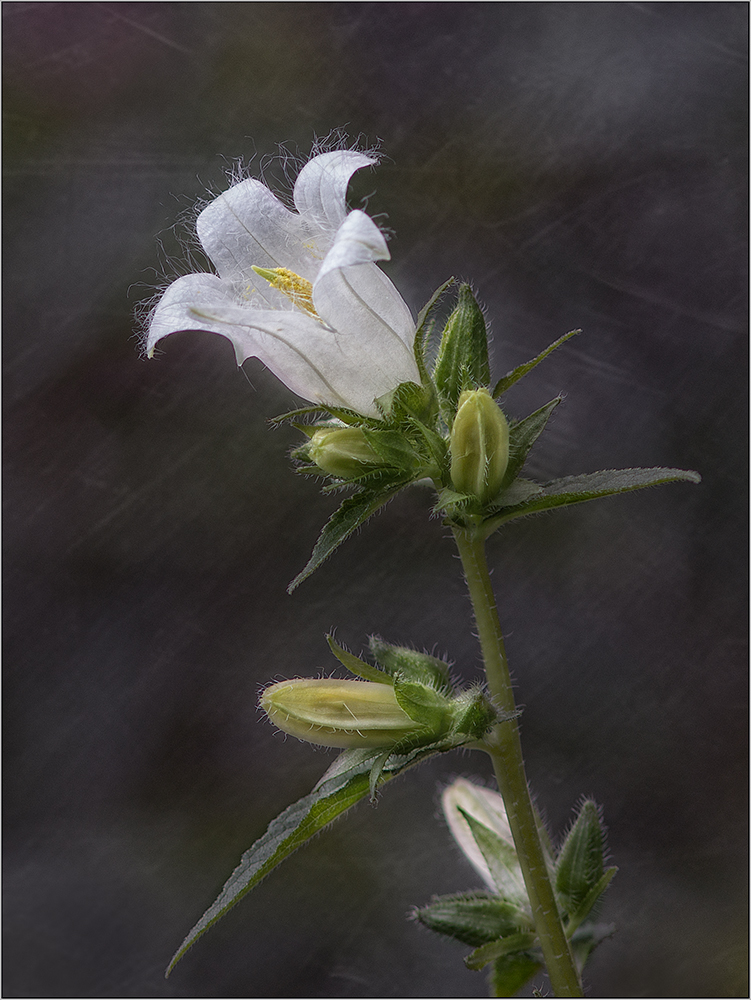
[413,891,531,947]
[490,952,543,997]
[167,739,465,975]
[492,329,581,398]
[434,284,491,414]
[483,467,701,536]
[414,277,455,379]
[325,635,392,684]
[288,480,411,592]
[459,809,528,908]
[502,396,562,487]
[555,800,605,916]
[368,638,453,692]
[465,932,538,971]
[165,748,381,975]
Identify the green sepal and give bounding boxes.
[288,479,412,592]
[459,809,528,908]
[490,952,543,998]
[393,677,453,734]
[465,932,537,971]
[482,467,701,537]
[368,637,453,692]
[555,800,606,915]
[376,380,436,425]
[362,428,422,473]
[413,891,532,948]
[414,277,455,381]
[451,686,506,739]
[492,329,580,398]
[269,404,383,430]
[501,396,562,488]
[433,284,491,416]
[407,417,449,477]
[325,635,392,684]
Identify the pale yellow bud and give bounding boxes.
[260,678,419,749]
[450,389,510,503]
[308,427,382,478]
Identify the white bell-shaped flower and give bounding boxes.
[146,151,419,417]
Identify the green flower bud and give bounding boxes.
[450,389,510,503]
[260,678,420,749]
[307,427,381,478]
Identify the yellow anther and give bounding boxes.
[252,266,317,316]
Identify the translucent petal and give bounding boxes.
[442,778,516,891]
[196,178,321,283]
[312,211,418,379]
[293,150,376,234]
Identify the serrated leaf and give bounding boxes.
[459,809,528,907]
[326,635,392,684]
[482,467,701,536]
[288,480,411,592]
[486,478,544,512]
[414,892,531,947]
[434,285,491,414]
[167,738,466,975]
[491,952,543,997]
[368,638,453,692]
[165,748,381,975]
[465,932,538,971]
[502,397,562,487]
[492,329,581,398]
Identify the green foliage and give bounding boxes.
[415,791,618,996]
[434,284,491,416]
[482,467,701,537]
[368,637,453,692]
[413,892,530,947]
[492,329,581,398]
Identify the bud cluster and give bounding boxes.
[260,636,500,753]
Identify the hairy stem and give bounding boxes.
[452,526,583,998]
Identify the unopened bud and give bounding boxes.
[260,678,419,749]
[308,427,381,478]
[450,389,510,503]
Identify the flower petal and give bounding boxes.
[148,273,413,415]
[312,211,418,382]
[196,178,320,283]
[293,150,377,234]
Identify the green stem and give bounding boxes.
[452,526,583,998]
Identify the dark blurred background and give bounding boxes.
[3,3,747,997]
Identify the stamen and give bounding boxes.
[252,266,318,317]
